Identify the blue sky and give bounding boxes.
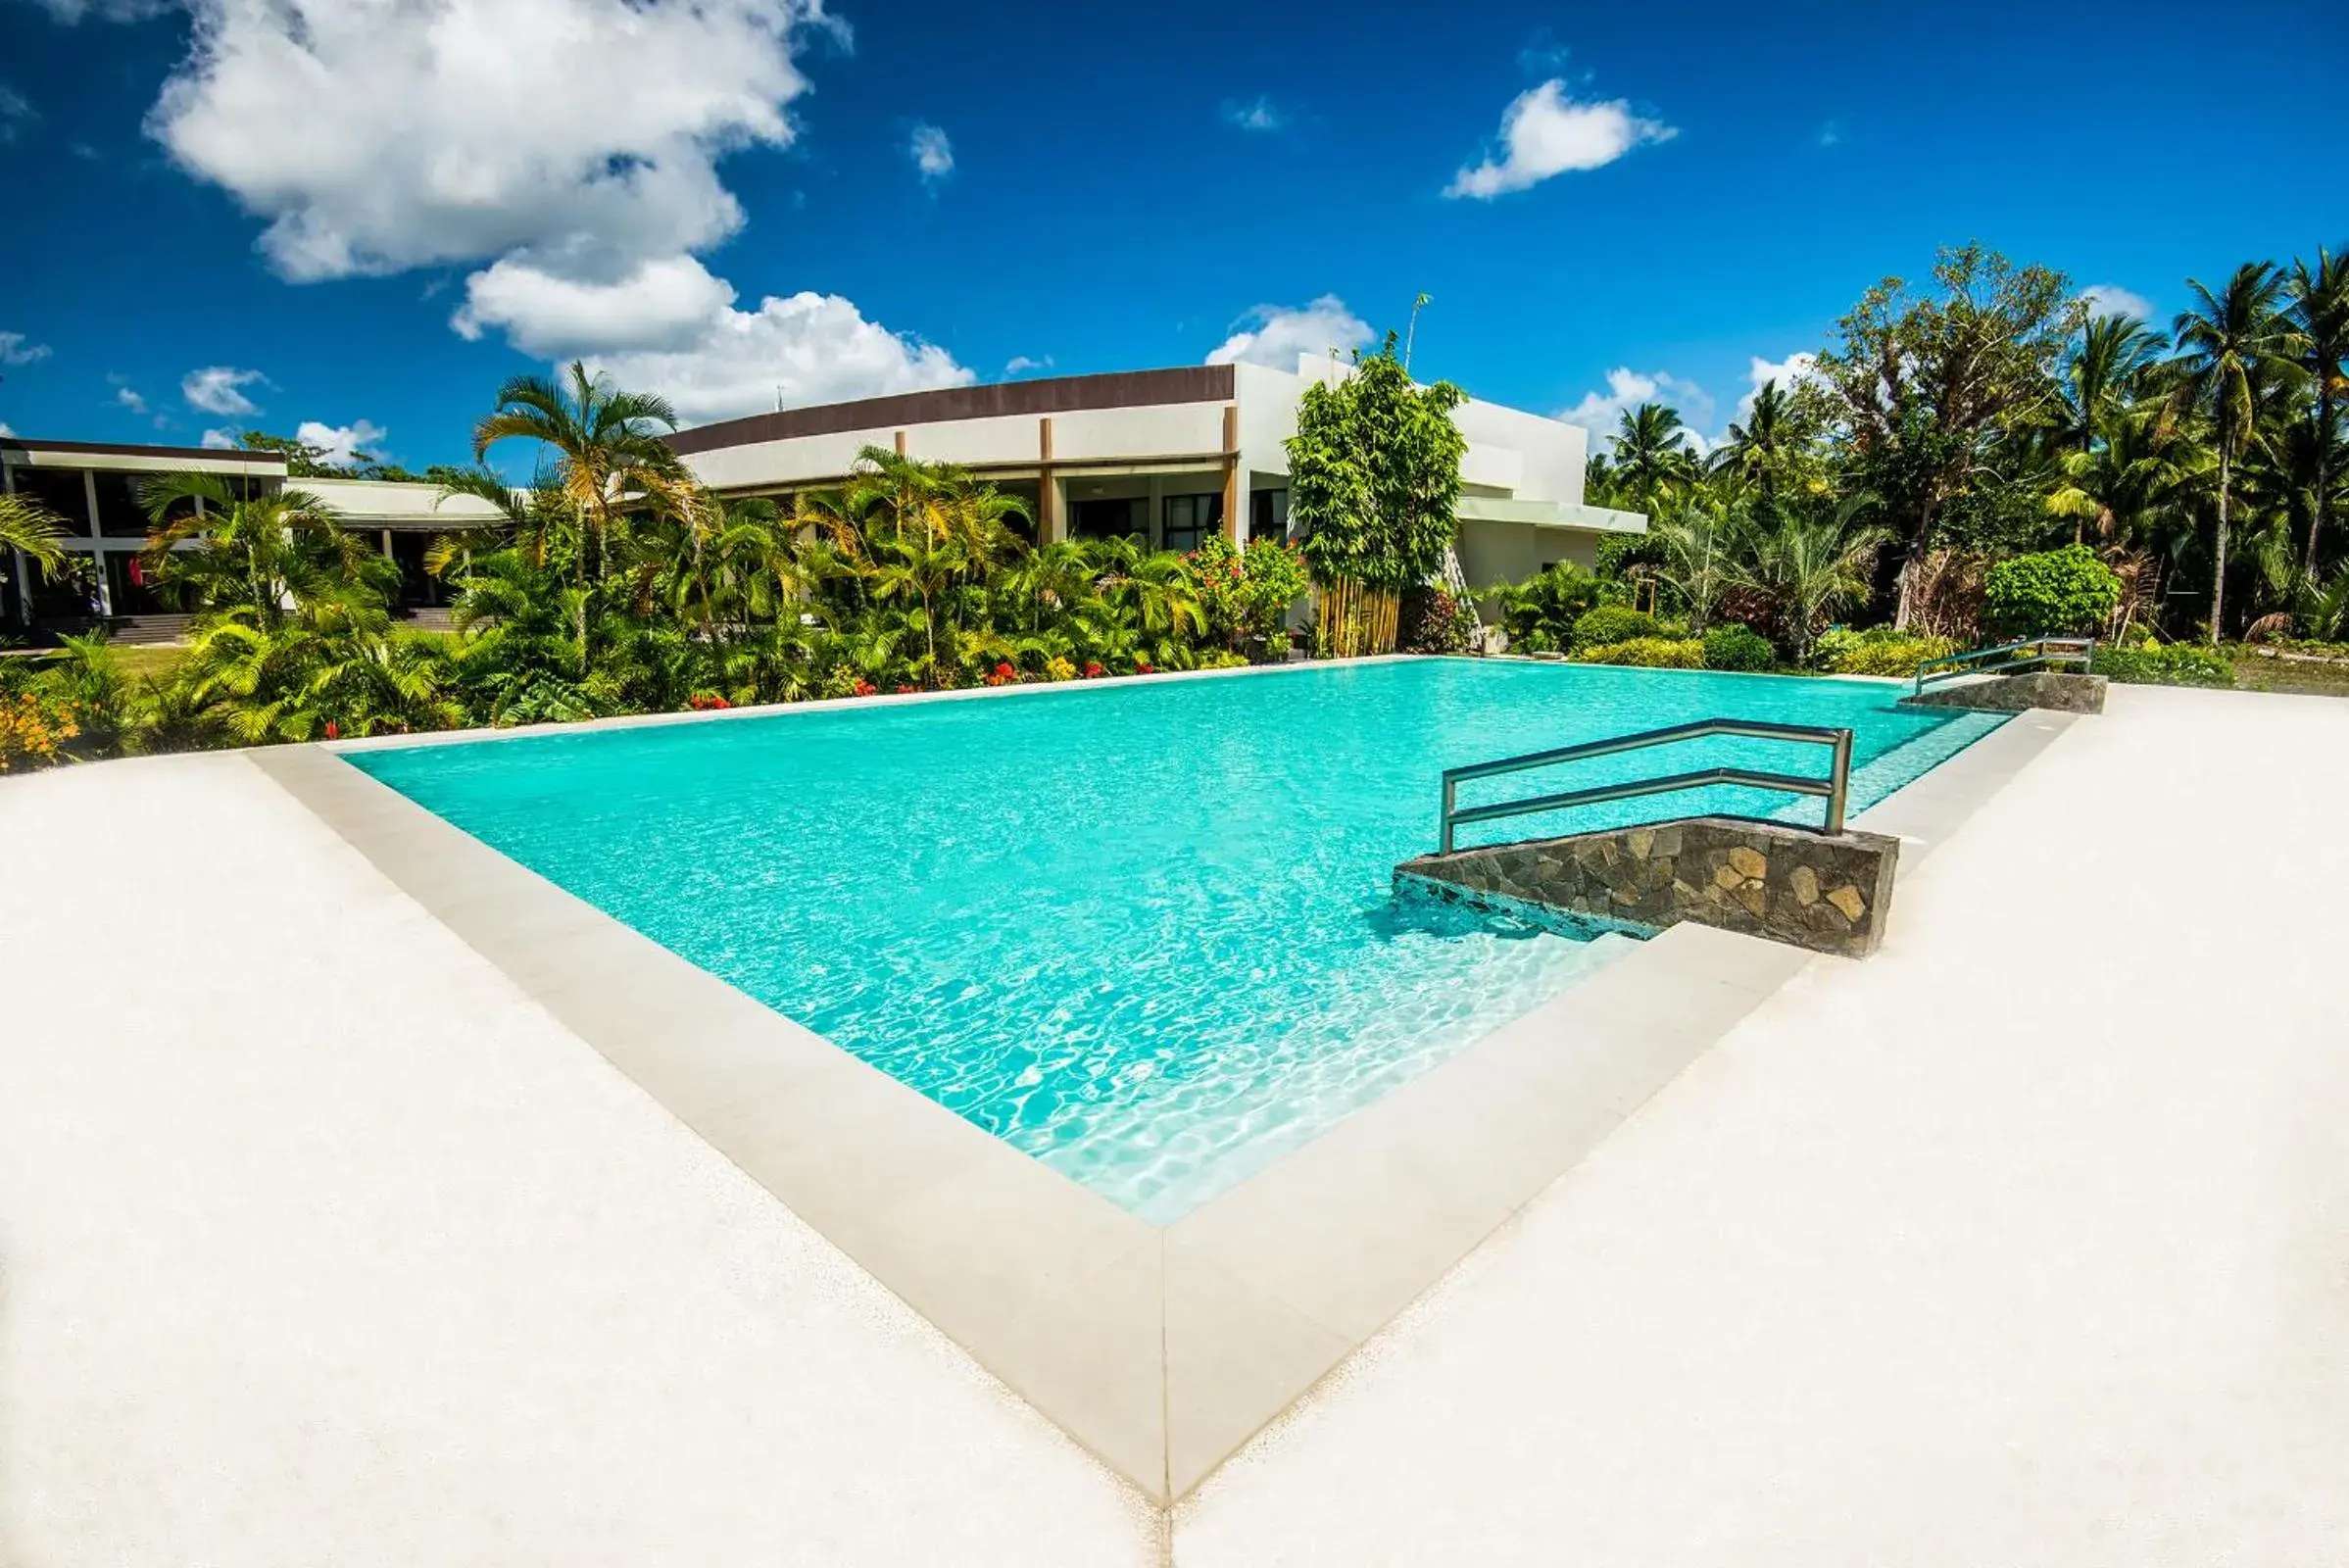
[2,0,2344,471]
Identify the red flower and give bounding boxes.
[853,679,878,697]
[1135,660,1153,674]
[995,662,1016,679]
[323,720,340,740]
[1083,662,1104,678]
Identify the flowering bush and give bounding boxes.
[0,688,81,772]
[851,678,878,697]
[1134,658,1153,674]
[1187,535,1310,658]
[1044,657,1077,682]
[686,692,734,710]
[1082,661,1104,678]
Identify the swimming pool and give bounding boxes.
[351,660,2003,1219]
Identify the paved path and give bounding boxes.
[1178,684,2349,1564]
[5,685,2344,1564]
[0,753,1155,1567]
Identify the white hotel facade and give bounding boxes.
[670,357,1646,590]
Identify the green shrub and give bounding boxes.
[1574,636,1706,669]
[2092,642,2233,688]
[1494,562,1604,653]
[1701,623,1775,672]
[1983,545,2122,637]
[1815,626,1958,677]
[1398,586,1478,654]
[1570,605,1660,651]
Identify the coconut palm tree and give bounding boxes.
[471,362,682,586]
[2289,247,2348,573]
[2173,263,2307,642]
[1610,403,1700,514]
[2061,313,2169,458]
[1712,380,1811,519]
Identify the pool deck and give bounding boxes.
[4,681,2347,1562]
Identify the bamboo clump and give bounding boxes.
[1315,578,1401,657]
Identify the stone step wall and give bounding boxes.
[1396,815,1902,958]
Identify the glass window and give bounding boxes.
[1161,492,1224,554]
[26,551,103,622]
[1072,497,1142,540]
[1248,488,1290,543]
[93,470,157,538]
[6,466,93,535]
[103,551,167,616]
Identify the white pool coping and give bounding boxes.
[254,672,2079,1506]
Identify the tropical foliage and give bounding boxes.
[1570,239,2348,658]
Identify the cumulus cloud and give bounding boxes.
[1557,368,1713,451]
[297,417,387,466]
[584,290,971,425]
[1221,96,1283,132]
[453,254,739,356]
[0,84,34,143]
[1003,354,1052,376]
[26,0,177,20]
[908,122,954,184]
[115,384,150,416]
[199,426,240,449]
[121,0,978,416]
[2080,283,2154,322]
[181,365,267,416]
[1206,295,1375,369]
[1737,352,1819,418]
[1445,78,1675,200]
[0,331,51,367]
[147,0,831,282]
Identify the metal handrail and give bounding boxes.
[1912,634,2096,696]
[1438,717,1856,855]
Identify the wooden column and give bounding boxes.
[1222,403,1243,544]
[1037,416,1059,544]
[893,429,907,457]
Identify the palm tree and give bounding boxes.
[1713,380,1809,519]
[471,362,682,587]
[0,492,69,567]
[2062,313,2168,459]
[2173,263,2307,642]
[136,471,389,628]
[1647,502,1750,631]
[1738,512,1889,666]
[2289,247,2348,572]
[1610,404,1700,514]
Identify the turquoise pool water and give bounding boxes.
[350,660,2003,1220]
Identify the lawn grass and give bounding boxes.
[108,644,190,681]
[2227,648,2349,698]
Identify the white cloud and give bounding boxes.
[1222,96,1283,132]
[181,365,266,416]
[26,0,177,20]
[297,417,387,467]
[1737,351,1820,420]
[0,332,51,367]
[1206,295,1375,369]
[1003,355,1052,376]
[584,290,972,426]
[0,422,12,438]
[2081,283,2154,322]
[1816,121,1843,149]
[453,254,739,356]
[148,0,834,283]
[1557,368,1714,452]
[199,426,240,449]
[115,385,150,416]
[123,0,982,408]
[1445,78,1675,199]
[908,122,954,184]
[0,84,34,143]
